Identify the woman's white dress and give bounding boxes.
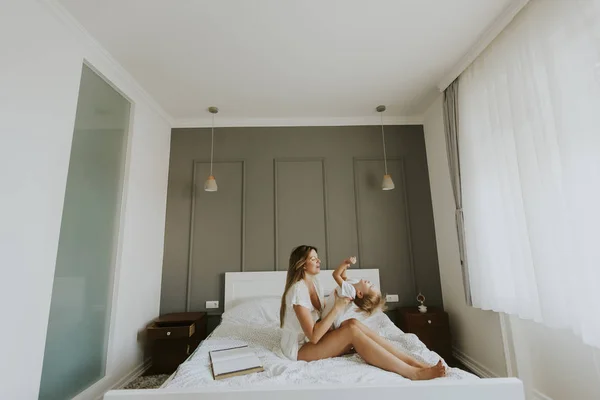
[280,278,324,360]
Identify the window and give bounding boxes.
[459,0,600,348]
[39,64,131,399]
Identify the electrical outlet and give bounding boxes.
[206,300,219,309]
[386,294,399,302]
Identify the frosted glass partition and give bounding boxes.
[39,64,130,400]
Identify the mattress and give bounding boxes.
[164,297,477,389]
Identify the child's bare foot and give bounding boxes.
[414,360,446,380]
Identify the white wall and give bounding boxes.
[0,1,171,399]
[510,316,600,400]
[422,95,507,377]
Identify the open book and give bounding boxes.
[209,345,264,380]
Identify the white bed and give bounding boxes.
[104,270,524,400]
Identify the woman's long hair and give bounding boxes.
[279,245,317,328]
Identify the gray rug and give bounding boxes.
[123,374,170,389]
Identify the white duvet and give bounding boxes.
[165,298,477,389]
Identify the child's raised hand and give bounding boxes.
[343,256,357,266]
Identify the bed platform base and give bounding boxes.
[104,378,524,400]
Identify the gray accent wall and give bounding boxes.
[161,126,442,315]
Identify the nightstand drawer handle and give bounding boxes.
[167,331,171,336]
[428,320,432,324]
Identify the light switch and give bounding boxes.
[385,294,399,302]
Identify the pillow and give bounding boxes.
[221,296,281,327]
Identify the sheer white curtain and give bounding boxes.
[459,0,600,348]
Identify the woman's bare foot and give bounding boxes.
[395,350,432,369]
[413,360,446,380]
[411,358,431,369]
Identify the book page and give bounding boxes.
[212,354,261,376]
[210,346,254,363]
[210,346,262,377]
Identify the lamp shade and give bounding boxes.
[382,174,395,190]
[204,175,218,192]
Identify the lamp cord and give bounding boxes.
[381,111,388,175]
[210,113,214,176]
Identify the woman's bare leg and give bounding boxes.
[298,321,445,380]
[340,319,432,368]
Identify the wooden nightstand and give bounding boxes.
[396,307,452,362]
[146,312,207,374]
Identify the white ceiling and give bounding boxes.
[58,0,519,126]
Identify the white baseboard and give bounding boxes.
[531,389,553,400]
[452,347,552,400]
[71,359,152,400]
[106,358,152,394]
[452,347,499,378]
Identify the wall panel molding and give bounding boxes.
[162,126,443,315]
[273,158,330,271]
[185,159,246,311]
[352,157,417,297]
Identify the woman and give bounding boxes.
[279,245,445,380]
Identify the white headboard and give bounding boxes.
[224,269,380,311]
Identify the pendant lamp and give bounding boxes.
[204,106,218,192]
[377,105,395,190]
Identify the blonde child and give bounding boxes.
[322,256,385,329]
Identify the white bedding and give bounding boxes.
[164,298,477,389]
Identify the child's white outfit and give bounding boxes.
[321,279,358,329]
[280,279,324,360]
